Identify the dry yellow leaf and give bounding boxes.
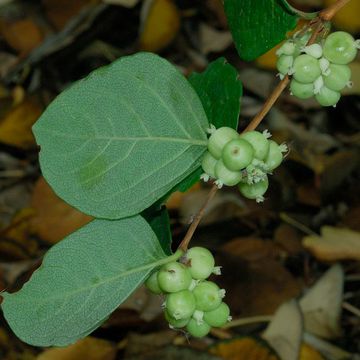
[210,337,280,360]
[37,337,116,360]
[166,182,201,210]
[139,0,180,52]
[323,0,360,33]
[303,226,360,261]
[0,97,42,149]
[255,44,281,70]
[0,18,43,53]
[300,343,324,360]
[30,177,93,244]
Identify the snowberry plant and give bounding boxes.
[1,0,357,346]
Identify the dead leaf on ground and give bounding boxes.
[166,182,201,210]
[139,0,180,52]
[103,0,140,7]
[217,250,301,317]
[299,264,343,339]
[303,226,360,261]
[0,97,42,149]
[37,337,117,360]
[262,300,303,360]
[30,177,93,244]
[0,17,43,53]
[209,336,280,360]
[198,23,232,55]
[299,343,324,360]
[43,0,94,30]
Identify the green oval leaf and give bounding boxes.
[1,215,178,347]
[224,0,299,61]
[32,52,209,219]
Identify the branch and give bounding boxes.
[319,0,351,21]
[177,0,353,252]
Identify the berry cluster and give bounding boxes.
[145,247,230,338]
[277,30,360,107]
[201,126,287,203]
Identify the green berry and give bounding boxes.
[186,318,211,338]
[323,31,358,65]
[193,281,224,312]
[215,159,242,187]
[264,141,287,171]
[203,302,231,327]
[157,262,192,293]
[276,41,296,56]
[315,86,341,107]
[222,138,254,171]
[238,176,269,203]
[293,54,321,83]
[145,271,162,294]
[166,290,196,320]
[164,310,190,328]
[208,127,239,159]
[185,247,215,280]
[201,151,217,179]
[239,131,270,161]
[323,64,351,91]
[290,79,314,99]
[276,55,293,76]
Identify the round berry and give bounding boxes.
[239,131,270,161]
[323,64,351,91]
[166,290,196,320]
[215,159,242,187]
[238,176,269,203]
[290,79,314,99]
[145,271,162,294]
[293,54,321,83]
[323,31,357,65]
[186,318,211,338]
[208,127,239,159]
[315,86,341,107]
[276,55,293,75]
[157,262,192,293]
[164,310,190,328]
[222,138,254,171]
[264,141,287,171]
[203,302,230,327]
[201,151,217,179]
[185,247,215,280]
[193,281,224,312]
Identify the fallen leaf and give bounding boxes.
[0,97,42,149]
[342,61,360,96]
[0,18,43,53]
[166,182,201,210]
[30,177,93,244]
[37,337,116,360]
[43,0,93,30]
[139,0,180,52]
[299,264,343,339]
[103,0,139,6]
[262,300,303,360]
[299,343,324,360]
[198,23,233,55]
[210,336,280,360]
[303,226,360,261]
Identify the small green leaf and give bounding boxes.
[1,215,180,347]
[170,57,243,194]
[33,52,209,219]
[189,57,242,130]
[143,206,172,256]
[224,0,299,61]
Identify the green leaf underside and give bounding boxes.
[224,0,299,61]
[170,58,243,195]
[189,57,242,131]
[32,52,209,219]
[1,215,176,347]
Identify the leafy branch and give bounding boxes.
[179,0,353,252]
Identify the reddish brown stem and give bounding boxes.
[179,184,218,251]
[319,0,351,21]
